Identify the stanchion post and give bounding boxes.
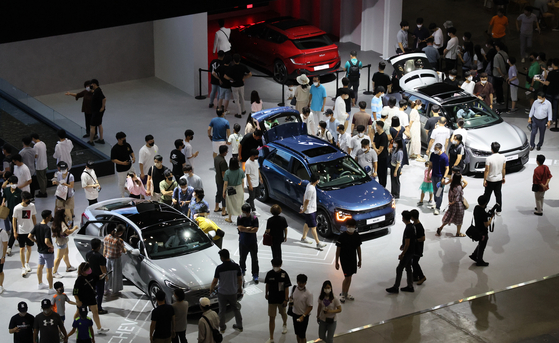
[363,64,373,95]
[550,95,559,132]
[278,82,285,106]
[195,68,206,100]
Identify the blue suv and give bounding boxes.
[253,107,395,237]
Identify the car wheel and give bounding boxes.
[316,210,333,238]
[273,60,288,84]
[148,282,162,308]
[257,178,270,202]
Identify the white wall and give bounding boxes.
[340,0,363,44]
[154,13,208,97]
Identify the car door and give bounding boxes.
[122,225,149,292]
[287,157,311,210]
[262,148,292,204]
[242,24,267,63]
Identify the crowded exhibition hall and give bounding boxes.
[1,0,559,342]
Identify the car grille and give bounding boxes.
[187,289,212,299]
[356,211,395,233]
[352,202,392,215]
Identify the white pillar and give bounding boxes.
[358,0,402,59]
[153,13,208,97]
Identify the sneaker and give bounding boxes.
[0,286,4,294]
[25,263,31,272]
[400,286,414,292]
[265,339,274,343]
[253,276,259,284]
[66,266,77,272]
[6,248,11,256]
[97,328,109,334]
[345,294,355,301]
[241,111,247,115]
[476,261,489,267]
[82,133,90,138]
[38,283,48,290]
[209,103,214,108]
[35,192,48,198]
[417,201,423,206]
[434,209,440,215]
[317,242,326,249]
[253,211,261,217]
[339,294,346,303]
[282,324,288,334]
[534,212,543,216]
[416,156,426,162]
[427,202,435,209]
[48,288,55,295]
[220,325,227,334]
[87,141,95,146]
[98,309,108,314]
[21,268,27,277]
[469,254,477,262]
[234,114,242,118]
[53,272,62,278]
[385,287,399,294]
[233,324,243,332]
[300,238,312,244]
[417,277,427,285]
[94,139,105,144]
[496,211,501,216]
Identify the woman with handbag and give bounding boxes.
[294,74,311,114]
[436,173,466,237]
[533,154,552,216]
[73,262,109,333]
[222,158,245,223]
[52,161,75,224]
[103,224,127,295]
[316,280,342,343]
[51,209,79,278]
[265,204,288,261]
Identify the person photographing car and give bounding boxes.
[469,196,497,267]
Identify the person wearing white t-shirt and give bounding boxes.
[348,125,367,158]
[461,71,476,95]
[483,142,506,214]
[81,161,100,205]
[31,133,48,197]
[443,27,459,72]
[11,154,32,193]
[138,134,158,184]
[227,123,242,159]
[427,118,451,153]
[245,149,262,216]
[213,19,231,54]
[300,174,326,250]
[183,129,199,168]
[301,107,317,136]
[12,192,36,277]
[397,99,410,129]
[53,129,73,170]
[451,119,468,144]
[334,91,349,130]
[0,224,8,294]
[337,124,351,153]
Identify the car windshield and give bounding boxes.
[292,34,333,50]
[442,98,501,129]
[309,156,369,188]
[392,56,433,77]
[142,220,212,260]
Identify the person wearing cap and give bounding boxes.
[53,129,73,169]
[28,210,55,293]
[68,307,94,343]
[210,249,243,333]
[195,205,224,249]
[34,299,67,343]
[12,191,36,277]
[294,74,311,114]
[81,161,100,205]
[197,297,220,343]
[111,132,135,198]
[309,75,327,121]
[324,109,340,144]
[52,161,76,224]
[9,302,35,342]
[245,149,263,216]
[150,290,175,343]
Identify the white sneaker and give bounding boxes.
[317,242,326,248]
[48,288,55,295]
[66,266,77,272]
[53,272,62,278]
[300,238,312,244]
[6,248,11,256]
[427,202,435,209]
[282,324,288,334]
[21,268,27,277]
[0,286,4,294]
[97,328,109,334]
[25,263,31,272]
[346,294,355,301]
[434,209,440,215]
[38,283,48,290]
[496,211,501,216]
[253,211,261,217]
[265,339,274,343]
[339,294,346,303]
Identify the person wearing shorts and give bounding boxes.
[265,259,291,342]
[0,225,8,294]
[12,191,36,277]
[89,79,106,145]
[216,55,232,114]
[291,274,313,343]
[335,218,362,303]
[208,107,230,159]
[299,174,326,250]
[29,210,55,293]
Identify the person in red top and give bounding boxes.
[488,9,509,44]
[533,154,552,216]
[473,73,495,109]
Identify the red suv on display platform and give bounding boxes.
[230,17,341,83]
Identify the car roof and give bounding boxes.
[270,135,347,164]
[266,17,325,39]
[414,83,477,104]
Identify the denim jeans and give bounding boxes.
[318,320,337,343]
[239,243,259,277]
[209,84,220,105]
[432,175,444,210]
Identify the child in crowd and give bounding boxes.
[52,281,76,323]
[68,307,94,343]
[418,161,433,206]
[251,90,262,114]
[245,115,260,135]
[227,123,242,160]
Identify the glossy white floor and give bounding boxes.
[2,72,559,343]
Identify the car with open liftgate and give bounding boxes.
[230,16,341,83]
[76,199,226,309]
[388,53,530,173]
[252,107,395,237]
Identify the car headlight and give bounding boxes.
[391,199,396,209]
[521,139,529,150]
[470,147,492,157]
[164,280,190,291]
[335,209,352,222]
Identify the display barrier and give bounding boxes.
[331,64,373,99]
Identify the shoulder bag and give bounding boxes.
[465,218,482,242]
[287,285,298,317]
[146,166,155,195]
[55,173,71,201]
[263,231,273,246]
[0,205,9,220]
[83,170,101,192]
[532,184,541,192]
[202,315,223,343]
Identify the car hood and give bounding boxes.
[320,179,393,211]
[467,121,526,152]
[151,246,221,289]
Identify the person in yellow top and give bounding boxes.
[194,205,224,248]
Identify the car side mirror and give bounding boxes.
[131,249,141,256]
[207,231,216,239]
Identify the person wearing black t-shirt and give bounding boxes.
[150,290,175,342]
[264,259,291,342]
[265,204,288,261]
[209,50,224,108]
[170,139,186,178]
[215,55,232,114]
[28,210,55,292]
[470,196,494,266]
[9,301,34,343]
[335,219,362,303]
[238,130,263,169]
[410,210,426,285]
[423,105,441,141]
[372,62,392,94]
[225,53,252,117]
[386,211,416,294]
[147,155,169,202]
[85,238,108,314]
[373,121,389,187]
[73,262,109,333]
[89,79,106,145]
[33,299,67,343]
[110,132,135,198]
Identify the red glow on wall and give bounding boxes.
[247,4,253,8]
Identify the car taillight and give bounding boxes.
[81,213,89,227]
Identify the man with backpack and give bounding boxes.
[343,51,363,102]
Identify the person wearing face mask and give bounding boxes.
[300,106,317,136]
[389,139,404,199]
[473,73,495,109]
[461,71,475,95]
[386,211,416,294]
[290,274,313,343]
[51,209,79,278]
[65,80,97,139]
[172,178,194,215]
[171,289,188,343]
[159,170,177,205]
[147,155,169,202]
[412,17,430,50]
[335,219,361,303]
[81,161,100,205]
[348,125,367,158]
[354,139,378,178]
[528,92,553,151]
[535,58,559,122]
[53,161,76,223]
[316,280,342,343]
[448,134,465,172]
[73,262,109,334]
[423,38,440,69]
[309,76,327,121]
[9,302,35,342]
[264,258,291,343]
[33,299,67,343]
[12,191,36,277]
[2,175,22,258]
[28,210,55,294]
[85,238,108,315]
[351,103,373,137]
[429,143,450,215]
[443,69,459,87]
[138,134,158,184]
[237,203,260,284]
[110,132,135,198]
[51,281,77,324]
[373,121,389,187]
[103,225,127,296]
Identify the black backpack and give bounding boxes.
[202,315,223,343]
[348,60,360,80]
